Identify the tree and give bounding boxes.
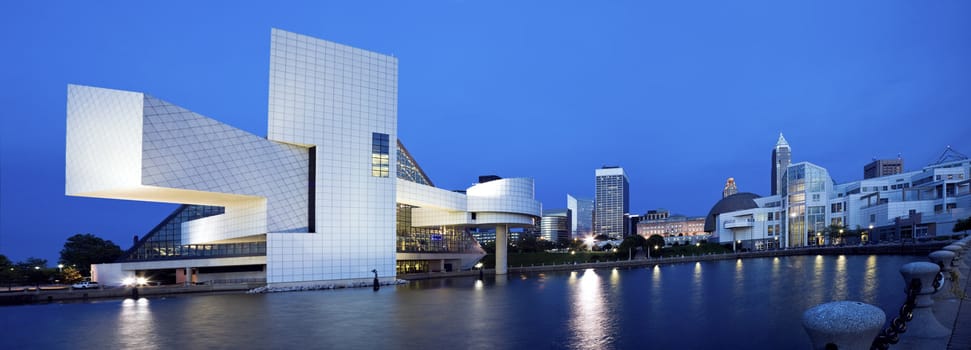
[15,257,51,287]
[0,255,14,290]
[646,234,665,251]
[59,233,123,276]
[61,266,83,284]
[954,216,971,235]
[617,235,646,260]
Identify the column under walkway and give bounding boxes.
[495,224,508,275]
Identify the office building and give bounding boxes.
[864,158,904,179]
[540,209,572,242]
[595,166,630,239]
[567,194,594,239]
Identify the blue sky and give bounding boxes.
[1,1,970,262]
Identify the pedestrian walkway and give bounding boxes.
[948,273,971,350]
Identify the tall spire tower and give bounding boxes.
[723,177,738,198]
[770,133,791,196]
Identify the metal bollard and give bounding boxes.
[943,245,967,270]
[898,262,949,339]
[803,301,885,350]
[928,250,956,300]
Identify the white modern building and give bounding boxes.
[707,141,971,251]
[67,29,540,287]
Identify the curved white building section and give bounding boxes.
[396,177,541,228]
[467,178,542,218]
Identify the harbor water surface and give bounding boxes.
[0,255,923,349]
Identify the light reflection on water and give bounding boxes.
[0,255,923,350]
[569,269,611,349]
[834,255,848,300]
[117,298,157,350]
[863,255,879,300]
[692,262,703,313]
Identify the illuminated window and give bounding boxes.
[371,132,390,177]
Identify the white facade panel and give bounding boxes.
[66,85,144,196]
[266,29,398,282]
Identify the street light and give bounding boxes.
[58,264,64,273]
[475,262,484,280]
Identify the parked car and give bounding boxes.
[72,281,99,289]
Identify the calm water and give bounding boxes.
[0,255,923,349]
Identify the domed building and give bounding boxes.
[704,192,785,251]
[703,192,761,233]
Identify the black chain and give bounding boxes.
[871,278,920,350]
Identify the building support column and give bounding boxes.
[496,224,508,275]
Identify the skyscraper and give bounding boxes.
[770,133,791,196]
[594,166,630,239]
[722,177,738,198]
[567,194,594,239]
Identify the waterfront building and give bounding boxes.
[637,212,708,246]
[771,133,791,196]
[644,209,670,221]
[67,29,540,286]
[595,166,630,239]
[864,158,904,179]
[567,194,594,239]
[540,209,572,242]
[723,177,738,198]
[707,137,971,251]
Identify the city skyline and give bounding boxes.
[3,1,971,262]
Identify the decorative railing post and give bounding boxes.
[802,301,885,350]
[928,250,956,301]
[897,262,949,339]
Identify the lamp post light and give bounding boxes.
[475,262,484,280]
[57,264,63,273]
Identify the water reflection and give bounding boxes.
[771,257,781,293]
[692,262,703,313]
[862,255,878,301]
[570,269,611,349]
[733,259,744,298]
[808,255,826,306]
[650,265,662,313]
[116,298,157,350]
[833,255,847,300]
